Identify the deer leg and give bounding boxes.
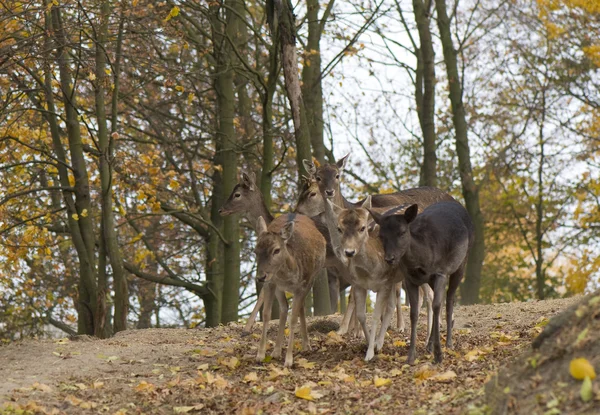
[338,286,355,335]
[376,287,395,351]
[406,280,420,365]
[432,274,447,364]
[353,286,370,344]
[422,284,434,346]
[272,288,288,360]
[328,271,340,313]
[300,302,311,352]
[351,301,362,338]
[395,283,405,332]
[256,283,275,362]
[243,285,265,335]
[446,265,464,349]
[285,291,304,368]
[366,289,387,361]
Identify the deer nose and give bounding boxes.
[345,249,356,258]
[218,207,224,214]
[325,189,335,197]
[385,255,396,265]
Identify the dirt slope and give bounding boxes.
[0,297,578,414]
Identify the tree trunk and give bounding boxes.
[219,0,242,324]
[268,0,313,179]
[137,261,157,329]
[301,0,327,163]
[259,26,281,321]
[269,0,331,315]
[49,4,98,333]
[413,0,437,187]
[535,91,546,300]
[95,0,129,333]
[435,0,484,304]
[300,0,334,316]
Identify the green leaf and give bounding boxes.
[581,376,593,402]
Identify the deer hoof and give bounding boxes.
[272,349,281,359]
[284,356,293,368]
[365,348,375,361]
[256,353,266,363]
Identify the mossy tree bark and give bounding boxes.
[412,0,437,187]
[435,0,484,304]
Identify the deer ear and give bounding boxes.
[368,223,380,237]
[302,159,317,176]
[256,216,268,236]
[336,153,350,171]
[367,207,383,224]
[361,195,372,209]
[241,170,256,190]
[327,199,344,217]
[280,220,295,241]
[404,204,419,224]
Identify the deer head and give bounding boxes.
[296,176,325,217]
[255,216,295,282]
[368,204,418,265]
[328,195,371,259]
[219,170,258,216]
[302,153,350,199]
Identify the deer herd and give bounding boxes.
[219,154,474,368]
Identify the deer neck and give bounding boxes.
[331,186,354,210]
[273,252,302,289]
[322,203,346,265]
[354,237,385,274]
[246,195,274,228]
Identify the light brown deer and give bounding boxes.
[220,171,347,333]
[255,213,326,367]
[219,171,279,335]
[327,196,401,360]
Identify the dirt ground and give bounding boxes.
[0,297,580,415]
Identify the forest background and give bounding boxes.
[1,0,599,340]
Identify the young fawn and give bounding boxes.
[370,201,474,364]
[255,213,326,367]
[327,196,404,361]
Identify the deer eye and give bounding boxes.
[335,174,340,179]
[309,192,316,198]
[316,176,322,182]
[337,227,342,233]
[360,226,366,232]
[234,193,241,198]
[273,248,280,256]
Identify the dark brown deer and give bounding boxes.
[255,213,326,367]
[370,201,474,364]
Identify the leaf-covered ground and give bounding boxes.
[0,297,579,415]
[482,292,600,415]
